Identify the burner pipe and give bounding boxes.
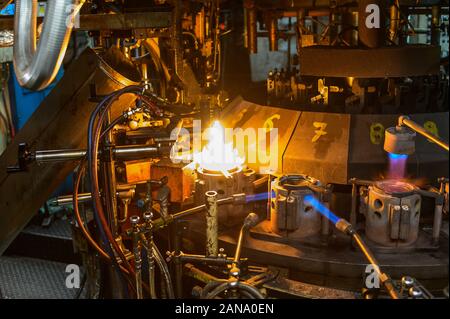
[398,116,449,152]
[305,195,401,299]
[230,213,259,278]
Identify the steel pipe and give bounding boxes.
[432,204,443,245]
[245,1,258,54]
[54,192,91,206]
[399,116,449,152]
[35,149,87,163]
[130,215,143,299]
[205,191,219,257]
[230,213,259,277]
[33,145,163,163]
[335,219,401,299]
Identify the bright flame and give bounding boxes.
[387,152,409,180]
[186,121,245,177]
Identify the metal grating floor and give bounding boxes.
[22,217,73,240]
[0,256,84,299]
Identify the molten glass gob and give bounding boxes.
[187,121,245,177]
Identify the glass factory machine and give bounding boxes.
[0,0,448,299]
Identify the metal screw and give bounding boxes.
[402,276,415,289]
[143,212,153,222]
[230,267,240,277]
[409,287,423,299]
[130,215,140,226]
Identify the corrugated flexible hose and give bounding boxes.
[13,0,77,90]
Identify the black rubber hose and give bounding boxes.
[87,86,143,270]
[205,281,265,299]
[200,280,228,298]
[86,85,162,297]
[73,161,131,298]
[152,243,175,299]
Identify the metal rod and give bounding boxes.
[230,213,259,277]
[246,1,258,54]
[34,145,163,163]
[144,181,153,213]
[171,196,233,220]
[415,188,445,245]
[431,5,441,46]
[268,16,278,51]
[130,216,143,299]
[184,263,219,284]
[102,111,119,236]
[152,194,248,230]
[174,220,183,298]
[352,232,400,299]
[54,189,134,207]
[54,193,92,206]
[349,178,375,187]
[400,116,449,152]
[432,204,443,245]
[350,182,358,227]
[336,219,400,299]
[232,226,246,274]
[35,149,87,163]
[177,253,237,266]
[205,191,219,257]
[388,2,400,43]
[142,213,157,299]
[114,145,160,160]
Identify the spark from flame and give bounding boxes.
[186,121,245,177]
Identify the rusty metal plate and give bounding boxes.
[283,112,351,184]
[221,97,301,174]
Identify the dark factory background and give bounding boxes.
[0,0,448,300]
